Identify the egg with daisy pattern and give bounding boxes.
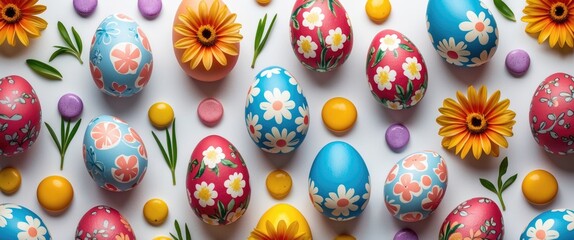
[245,66,309,154]
[0,204,52,239]
[186,135,251,226]
[520,209,574,240]
[426,0,498,67]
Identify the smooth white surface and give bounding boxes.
[1,0,574,239]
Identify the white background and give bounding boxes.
[1,0,574,239]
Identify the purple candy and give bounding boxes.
[138,0,162,20]
[73,0,97,17]
[505,49,530,77]
[58,93,83,119]
[393,228,418,240]
[385,123,409,151]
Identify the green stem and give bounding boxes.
[171,168,176,185]
[250,54,257,69]
[60,153,65,170]
[497,191,506,211]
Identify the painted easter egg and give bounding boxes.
[384,150,447,222]
[0,204,52,239]
[186,135,250,225]
[245,66,309,154]
[75,205,135,239]
[172,0,241,82]
[366,29,428,110]
[0,75,41,156]
[520,209,574,239]
[309,141,370,221]
[290,0,353,72]
[82,115,148,192]
[89,13,153,97]
[426,0,498,67]
[248,203,312,239]
[530,73,574,155]
[439,197,504,239]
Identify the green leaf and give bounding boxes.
[367,46,375,65]
[399,43,413,52]
[63,118,82,152]
[493,0,516,21]
[166,125,173,161]
[185,223,191,240]
[254,15,265,51]
[218,200,226,218]
[174,220,183,240]
[194,160,205,179]
[214,165,220,176]
[72,27,83,55]
[49,48,70,62]
[26,59,62,80]
[172,119,178,170]
[371,49,386,67]
[221,159,237,168]
[227,199,235,212]
[499,157,508,176]
[57,21,77,52]
[501,174,518,192]
[291,17,300,30]
[393,49,398,58]
[480,178,497,193]
[396,85,405,97]
[252,13,277,68]
[44,122,62,153]
[152,131,171,169]
[328,0,336,16]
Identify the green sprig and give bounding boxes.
[251,13,277,68]
[45,118,82,170]
[52,21,83,64]
[151,119,178,185]
[479,157,518,211]
[493,0,516,22]
[26,59,63,80]
[170,220,192,240]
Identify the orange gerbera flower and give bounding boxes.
[522,0,574,48]
[173,0,242,71]
[436,86,516,160]
[0,0,47,46]
[250,220,308,240]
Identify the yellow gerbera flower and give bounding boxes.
[0,0,47,46]
[173,0,242,71]
[250,220,308,240]
[522,0,574,48]
[436,86,516,160]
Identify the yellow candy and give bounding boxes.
[522,169,558,205]
[322,97,357,132]
[144,198,169,226]
[153,237,172,240]
[365,0,391,23]
[256,0,271,5]
[0,167,21,194]
[37,175,73,213]
[265,169,292,199]
[249,203,312,240]
[148,102,174,129]
[335,234,357,240]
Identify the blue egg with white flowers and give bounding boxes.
[0,204,52,239]
[308,141,370,221]
[520,209,574,240]
[245,66,309,154]
[426,0,498,67]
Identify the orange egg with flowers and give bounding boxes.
[172,0,242,82]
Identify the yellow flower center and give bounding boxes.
[466,113,487,133]
[197,25,217,46]
[377,71,390,84]
[301,40,312,53]
[384,37,395,46]
[230,178,241,191]
[306,13,319,24]
[332,33,342,46]
[550,2,569,23]
[1,4,21,23]
[199,187,211,201]
[407,62,418,76]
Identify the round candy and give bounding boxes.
[256,0,271,5]
[522,169,558,205]
[143,198,169,226]
[153,237,172,240]
[321,97,357,132]
[394,228,418,240]
[58,93,83,119]
[505,49,530,76]
[0,167,21,194]
[335,234,356,240]
[197,97,224,127]
[138,0,162,19]
[385,123,410,151]
[73,0,97,17]
[265,169,292,199]
[37,175,74,213]
[365,0,391,23]
[148,102,174,129]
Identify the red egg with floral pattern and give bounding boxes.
[366,29,428,110]
[76,205,136,239]
[289,0,353,72]
[0,75,41,156]
[439,197,504,239]
[529,72,574,155]
[186,135,251,225]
